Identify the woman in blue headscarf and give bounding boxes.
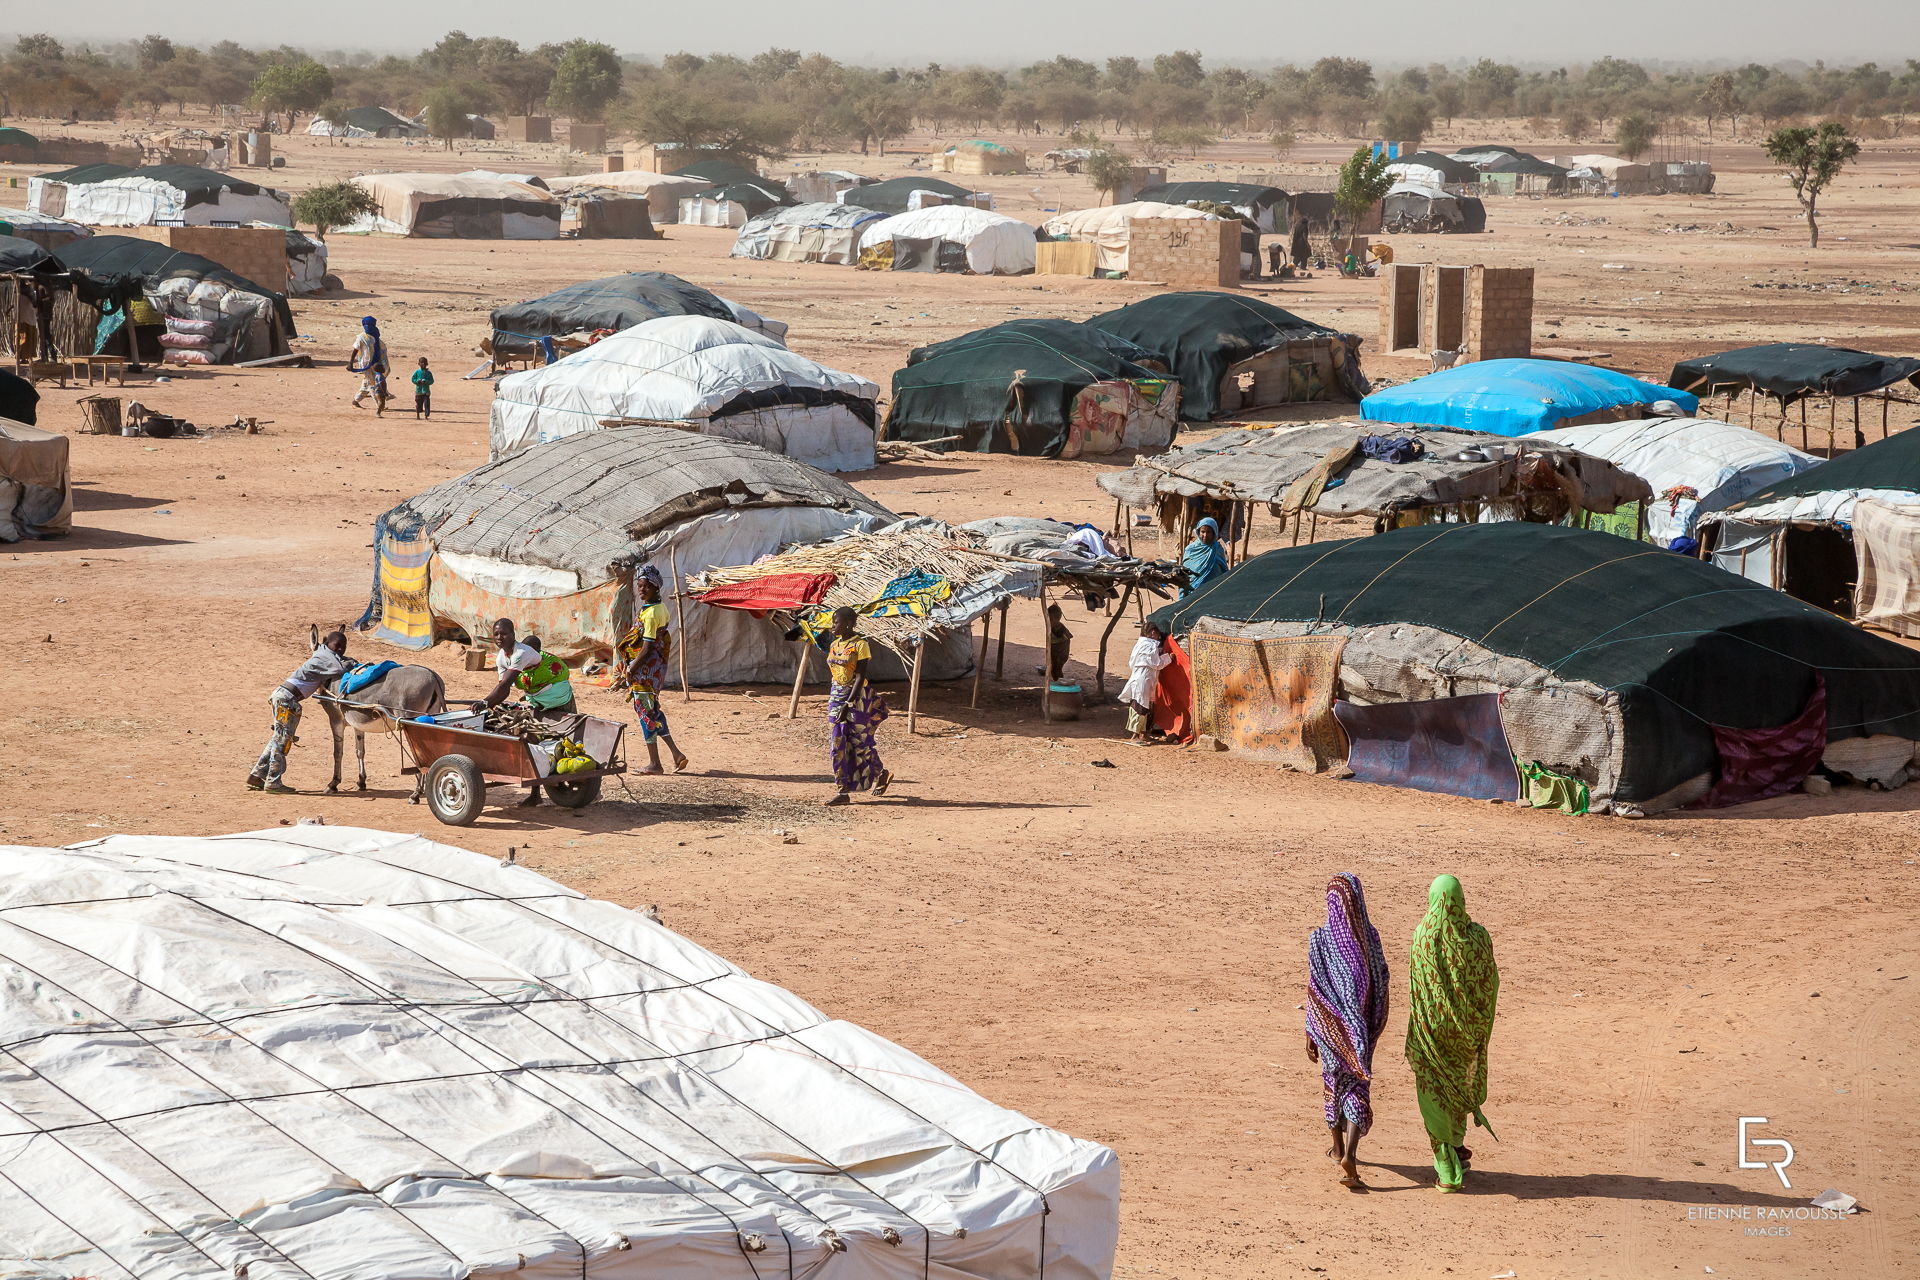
[349,315,390,415]
[1180,516,1230,598]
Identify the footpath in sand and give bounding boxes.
[4,123,1918,1278]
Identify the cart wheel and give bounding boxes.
[545,775,602,809]
[427,754,487,826]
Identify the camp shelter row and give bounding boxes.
[1146,522,1920,815]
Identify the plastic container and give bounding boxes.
[1044,682,1084,720]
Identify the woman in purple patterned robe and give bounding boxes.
[1305,871,1391,1188]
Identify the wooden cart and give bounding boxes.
[396,714,628,826]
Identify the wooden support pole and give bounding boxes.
[1853,397,1863,451]
[906,639,925,735]
[1828,397,1837,455]
[994,599,1009,678]
[1094,581,1135,698]
[1883,391,1892,440]
[1038,583,1053,724]
[785,641,810,719]
[970,621,987,709]
[668,545,692,701]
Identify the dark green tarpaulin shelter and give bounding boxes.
[701,181,792,217]
[53,234,295,337]
[906,318,1165,371]
[1150,523,1920,806]
[343,106,420,135]
[1669,344,1920,404]
[0,127,38,148]
[1089,292,1367,421]
[0,234,57,273]
[887,319,1172,456]
[669,160,778,192]
[851,177,981,215]
[488,271,742,341]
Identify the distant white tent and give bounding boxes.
[29,165,290,228]
[732,202,886,265]
[489,315,878,469]
[856,206,1037,275]
[548,170,712,224]
[344,171,560,238]
[0,824,1121,1280]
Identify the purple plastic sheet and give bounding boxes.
[1333,693,1518,800]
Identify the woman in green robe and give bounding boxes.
[1405,873,1499,1191]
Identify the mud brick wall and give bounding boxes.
[120,226,288,292]
[505,116,553,143]
[1126,218,1236,287]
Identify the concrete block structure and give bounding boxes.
[1378,262,1533,362]
[1126,218,1237,288]
[120,226,288,292]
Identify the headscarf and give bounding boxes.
[1405,874,1500,1133]
[1306,873,1391,1085]
[1181,516,1230,597]
[636,564,663,591]
[352,315,386,372]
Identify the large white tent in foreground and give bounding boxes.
[0,825,1120,1280]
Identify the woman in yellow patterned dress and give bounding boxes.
[824,606,892,805]
[614,567,689,774]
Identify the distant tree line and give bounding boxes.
[2,33,1917,160]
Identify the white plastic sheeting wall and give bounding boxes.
[0,826,1119,1280]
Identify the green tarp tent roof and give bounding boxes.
[852,177,981,215]
[345,106,418,133]
[669,160,777,191]
[1150,522,1920,802]
[0,127,38,148]
[887,319,1170,457]
[1088,292,1365,421]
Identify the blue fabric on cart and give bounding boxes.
[340,660,400,696]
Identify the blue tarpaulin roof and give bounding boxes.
[1360,359,1697,437]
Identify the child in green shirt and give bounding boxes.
[411,356,434,419]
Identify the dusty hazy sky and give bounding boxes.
[3,0,1897,66]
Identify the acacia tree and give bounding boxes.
[548,40,621,121]
[1081,148,1137,201]
[1764,121,1861,247]
[290,180,379,238]
[1333,145,1393,252]
[250,59,332,130]
[1615,113,1657,160]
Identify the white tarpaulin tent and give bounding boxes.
[345,171,561,238]
[548,171,712,224]
[490,316,877,470]
[0,824,1120,1280]
[732,202,885,265]
[1040,202,1224,274]
[28,166,291,228]
[1525,416,1823,547]
[857,206,1036,275]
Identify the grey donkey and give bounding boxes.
[310,625,448,794]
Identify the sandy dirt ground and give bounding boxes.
[4,118,1920,1278]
